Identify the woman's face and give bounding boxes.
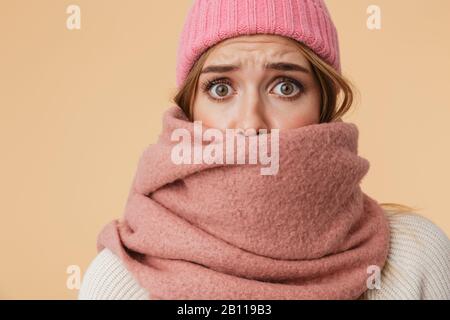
[192,34,322,132]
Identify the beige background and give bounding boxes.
[0,0,449,299]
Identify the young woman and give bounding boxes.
[79,0,450,300]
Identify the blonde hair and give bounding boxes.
[172,38,419,215]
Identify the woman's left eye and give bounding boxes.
[271,80,302,98]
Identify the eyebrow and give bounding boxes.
[200,62,310,74]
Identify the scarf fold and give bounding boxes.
[97,105,390,300]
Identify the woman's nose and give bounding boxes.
[233,91,269,135]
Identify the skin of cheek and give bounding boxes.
[264,92,322,129]
[192,93,236,130]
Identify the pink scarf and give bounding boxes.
[97,105,390,300]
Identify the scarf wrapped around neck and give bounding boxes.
[97,105,390,300]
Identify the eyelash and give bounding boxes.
[200,76,304,102]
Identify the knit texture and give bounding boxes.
[95,104,390,300]
[79,213,450,300]
[176,0,341,88]
[78,249,149,300]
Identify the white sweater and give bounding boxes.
[78,213,450,300]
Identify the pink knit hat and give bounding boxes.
[175,0,341,88]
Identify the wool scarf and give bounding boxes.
[97,105,390,300]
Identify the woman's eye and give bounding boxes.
[272,81,301,97]
[209,83,232,99]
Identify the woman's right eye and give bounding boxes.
[209,83,233,99]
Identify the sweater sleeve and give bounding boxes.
[363,213,450,300]
[78,248,149,300]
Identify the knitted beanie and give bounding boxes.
[175,0,341,88]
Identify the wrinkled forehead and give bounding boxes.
[205,34,309,68]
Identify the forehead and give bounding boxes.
[206,34,308,65]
